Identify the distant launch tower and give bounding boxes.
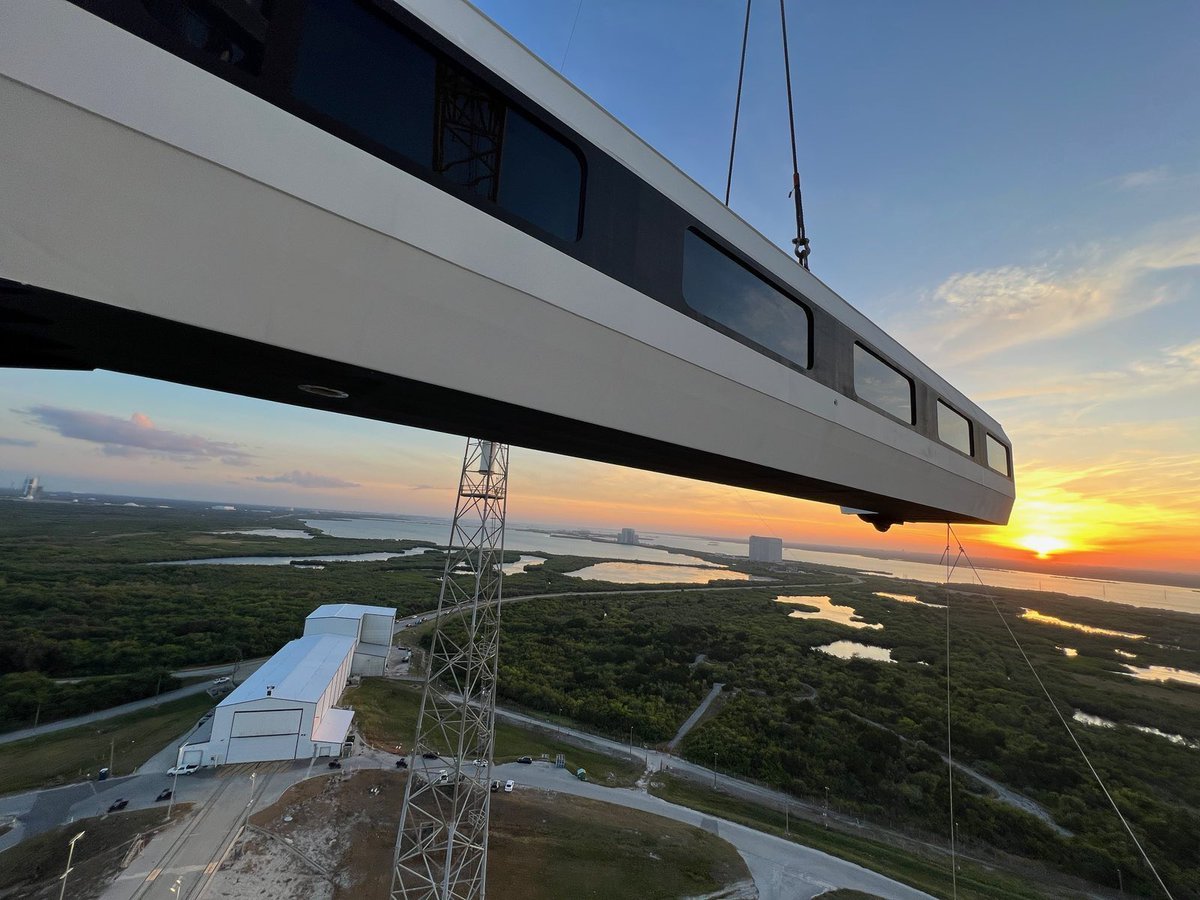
[19,475,42,501]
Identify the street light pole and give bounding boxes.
[166,765,181,822]
[712,751,718,788]
[58,831,85,900]
[108,738,115,777]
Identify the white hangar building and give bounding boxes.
[175,604,395,768]
[304,603,396,676]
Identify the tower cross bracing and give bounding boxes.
[391,438,508,900]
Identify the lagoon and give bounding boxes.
[564,561,757,585]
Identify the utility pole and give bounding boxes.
[109,738,115,776]
[712,751,718,788]
[58,831,85,900]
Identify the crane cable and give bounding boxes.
[941,524,961,898]
[946,525,1176,900]
[724,0,753,206]
[778,0,811,269]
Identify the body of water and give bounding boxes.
[815,640,895,663]
[1121,663,1200,688]
[304,518,711,566]
[1073,710,1199,750]
[298,518,1199,614]
[153,548,434,567]
[776,596,882,629]
[563,561,758,585]
[874,591,945,609]
[1019,609,1147,640]
[211,528,312,539]
[635,533,1199,614]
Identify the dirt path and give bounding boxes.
[669,682,725,751]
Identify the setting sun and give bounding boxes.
[1018,534,1070,560]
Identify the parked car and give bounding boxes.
[328,759,342,769]
[490,780,500,793]
[155,789,173,802]
[107,798,129,812]
[472,758,487,767]
[97,767,109,781]
[395,759,409,769]
[167,763,199,776]
[212,676,231,685]
[422,751,439,760]
[517,756,533,765]
[503,780,514,793]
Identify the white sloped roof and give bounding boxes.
[220,634,355,707]
[306,603,395,621]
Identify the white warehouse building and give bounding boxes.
[175,604,395,768]
[304,603,396,676]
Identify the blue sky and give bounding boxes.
[2,0,1198,570]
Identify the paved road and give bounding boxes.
[498,761,934,900]
[0,660,269,746]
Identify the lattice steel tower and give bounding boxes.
[391,438,508,900]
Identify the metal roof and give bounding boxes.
[219,634,355,707]
[306,603,396,620]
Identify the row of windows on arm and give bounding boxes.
[151,0,583,241]
[152,1,1008,478]
[680,231,1010,477]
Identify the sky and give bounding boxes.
[2,1,1199,575]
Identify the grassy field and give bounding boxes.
[648,774,1069,900]
[248,769,750,900]
[0,805,191,900]
[343,679,644,787]
[0,693,213,795]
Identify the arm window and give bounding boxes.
[682,231,811,369]
[936,400,973,455]
[986,434,1011,476]
[853,344,913,424]
[290,0,582,241]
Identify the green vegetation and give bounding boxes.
[0,503,445,694]
[0,669,180,732]
[343,679,644,787]
[0,693,213,794]
[4,500,1199,897]
[650,774,1060,900]
[0,805,191,899]
[496,584,1200,897]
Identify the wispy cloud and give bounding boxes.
[22,406,252,465]
[900,225,1200,364]
[1111,166,1171,190]
[0,436,36,447]
[251,470,360,489]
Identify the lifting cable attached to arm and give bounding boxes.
[778,0,811,270]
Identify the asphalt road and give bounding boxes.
[494,760,934,900]
[0,660,269,746]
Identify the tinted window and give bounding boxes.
[937,400,972,455]
[682,231,810,368]
[292,0,436,169]
[435,62,503,200]
[986,434,1010,476]
[853,344,913,423]
[143,0,264,72]
[498,110,583,241]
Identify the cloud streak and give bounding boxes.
[251,470,360,489]
[22,406,252,465]
[900,225,1200,364]
[0,436,36,447]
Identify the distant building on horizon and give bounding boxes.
[617,527,639,545]
[748,535,783,563]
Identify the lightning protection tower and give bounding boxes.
[391,438,508,900]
